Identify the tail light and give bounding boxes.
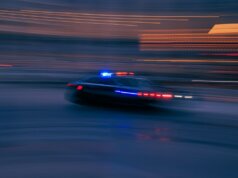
[77,85,83,91]
[138,92,173,99]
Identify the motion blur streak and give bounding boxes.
[209,24,238,34]
[0,64,13,68]
[0,0,238,178]
[0,10,160,25]
[205,53,238,57]
[137,59,238,63]
[0,9,223,38]
[140,32,238,51]
[21,10,220,18]
[192,80,238,83]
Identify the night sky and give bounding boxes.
[0,0,238,14]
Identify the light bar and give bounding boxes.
[100,72,113,78]
[100,71,135,78]
[116,72,134,76]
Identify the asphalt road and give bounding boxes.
[0,84,238,178]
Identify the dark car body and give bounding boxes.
[65,75,174,106]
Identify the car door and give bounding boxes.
[82,77,117,101]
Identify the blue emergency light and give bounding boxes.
[100,72,113,78]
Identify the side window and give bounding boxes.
[138,79,152,88]
[84,77,116,85]
[99,78,116,85]
[85,77,101,83]
[115,78,152,88]
[115,78,139,87]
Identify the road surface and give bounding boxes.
[0,83,237,178]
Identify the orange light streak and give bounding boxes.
[209,24,238,34]
[21,10,219,18]
[0,64,13,67]
[137,59,238,63]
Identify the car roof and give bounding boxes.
[79,75,152,90]
[82,74,148,80]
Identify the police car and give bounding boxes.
[65,71,193,106]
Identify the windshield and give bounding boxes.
[115,77,152,88]
[84,77,116,85]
